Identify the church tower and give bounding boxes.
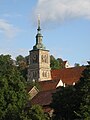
[28,18,51,81]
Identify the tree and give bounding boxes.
[57,58,65,68]
[25,55,29,66]
[74,63,80,67]
[16,55,28,80]
[50,55,60,70]
[50,55,65,69]
[51,86,78,120]
[74,62,90,119]
[27,80,41,91]
[0,54,28,120]
[26,105,50,120]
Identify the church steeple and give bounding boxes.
[33,16,46,50]
[28,17,51,82]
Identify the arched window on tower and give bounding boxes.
[33,71,37,78]
[41,55,43,62]
[44,55,47,63]
[46,55,48,63]
[42,71,44,77]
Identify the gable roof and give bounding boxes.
[51,66,85,85]
[31,89,56,106]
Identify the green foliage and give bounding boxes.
[16,55,28,80]
[51,63,90,120]
[51,86,78,120]
[75,62,90,119]
[0,54,50,120]
[27,81,41,91]
[27,105,50,120]
[74,63,80,67]
[57,58,65,68]
[16,55,25,63]
[50,55,65,69]
[50,55,61,70]
[0,54,28,120]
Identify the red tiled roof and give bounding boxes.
[51,66,85,85]
[31,90,56,106]
[38,67,85,92]
[39,79,59,91]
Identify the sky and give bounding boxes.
[0,0,90,66]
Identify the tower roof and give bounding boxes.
[33,17,46,50]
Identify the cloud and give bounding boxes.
[3,13,23,18]
[34,0,90,24]
[11,48,28,59]
[0,19,20,39]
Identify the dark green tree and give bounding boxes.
[51,86,78,120]
[27,80,41,91]
[0,54,28,120]
[57,58,65,68]
[25,55,29,66]
[26,105,50,120]
[50,55,60,70]
[74,62,90,119]
[74,63,80,67]
[16,55,28,80]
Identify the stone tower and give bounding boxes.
[28,18,51,81]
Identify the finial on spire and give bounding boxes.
[37,14,41,32]
[38,14,40,27]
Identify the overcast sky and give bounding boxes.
[0,0,90,66]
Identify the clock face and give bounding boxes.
[33,54,36,60]
[32,54,37,63]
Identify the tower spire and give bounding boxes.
[37,15,41,33]
[33,15,46,50]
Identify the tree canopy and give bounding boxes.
[26,105,50,120]
[50,55,65,69]
[0,54,50,120]
[75,62,90,119]
[16,55,29,80]
[0,55,28,120]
